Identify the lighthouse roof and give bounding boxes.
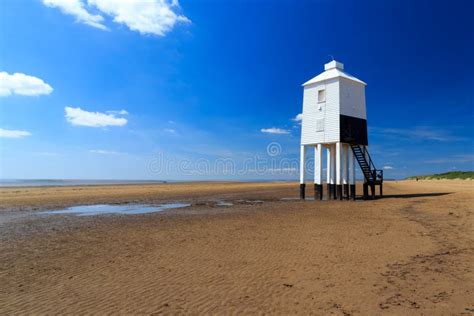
[302,60,366,86]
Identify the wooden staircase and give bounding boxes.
[350,144,383,199]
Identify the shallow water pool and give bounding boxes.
[40,203,191,217]
[216,201,234,206]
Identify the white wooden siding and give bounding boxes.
[300,63,367,146]
[301,78,340,145]
[301,83,323,145]
[339,78,366,120]
[324,79,340,143]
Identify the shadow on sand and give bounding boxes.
[380,192,452,199]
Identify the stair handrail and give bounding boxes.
[350,144,384,183]
[362,146,376,171]
[376,169,384,182]
[362,146,384,182]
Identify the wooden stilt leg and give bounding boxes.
[350,184,356,201]
[300,183,306,200]
[363,183,368,200]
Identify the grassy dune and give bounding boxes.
[407,171,473,180]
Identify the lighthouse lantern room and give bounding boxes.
[299,60,383,200]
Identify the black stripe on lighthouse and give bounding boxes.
[339,114,368,146]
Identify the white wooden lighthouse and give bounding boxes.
[299,60,383,200]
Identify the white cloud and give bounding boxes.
[107,109,129,115]
[0,128,32,138]
[43,0,190,36]
[425,154,474,164]
[42,0,107,30]
[163,128,176,134]
[0,72,53,97]
[292,113,303,122]
[90,0,190,36]
[383,165,394,170]
[89,149,119,154]
[261,127,290,135]
[65,106,128,127]
[370,126,465,142]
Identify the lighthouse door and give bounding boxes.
[315,87,326,134]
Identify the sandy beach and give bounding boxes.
[0,180,473,314]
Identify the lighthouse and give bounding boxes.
[299,60,383,200]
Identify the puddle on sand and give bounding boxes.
[216,201,234,207]
[235,200,264,204]
[40,203,191,217]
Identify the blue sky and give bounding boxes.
[0,0,473,180]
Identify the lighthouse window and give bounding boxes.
[318,89,326,103]
[316,119,324,131]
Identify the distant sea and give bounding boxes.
[0,178,395,188]
[0,179,297,188]
[0,179,169,187]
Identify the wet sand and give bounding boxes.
[0,181,473,314]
